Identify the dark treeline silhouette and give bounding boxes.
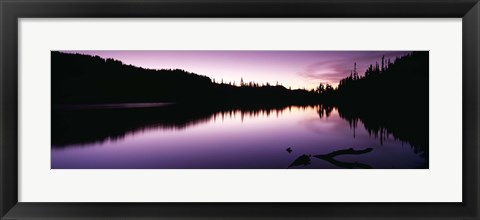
[52,51,319,105]
[336,51,428,107]
[312,52,429,159]
[52,51,428,162]
[339,52,428,159]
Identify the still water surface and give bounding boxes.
[51,104,427,169]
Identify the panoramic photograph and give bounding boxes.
[51,50,429,169]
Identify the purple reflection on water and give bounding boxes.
[51,105,426,169]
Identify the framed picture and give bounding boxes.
[1,0,478,219]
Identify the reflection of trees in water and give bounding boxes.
[315,104,428,160]
[52,104,318,147]
[53,103,428,165]
[52,104,214,147]
[317,104,334,119]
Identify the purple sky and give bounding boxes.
[61,50,411,89]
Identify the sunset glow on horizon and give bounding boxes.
[60,50,411,89]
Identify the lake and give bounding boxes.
[51,104,428,169]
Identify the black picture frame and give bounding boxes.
[1,0,479,219]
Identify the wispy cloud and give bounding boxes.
[298,51,411,85]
